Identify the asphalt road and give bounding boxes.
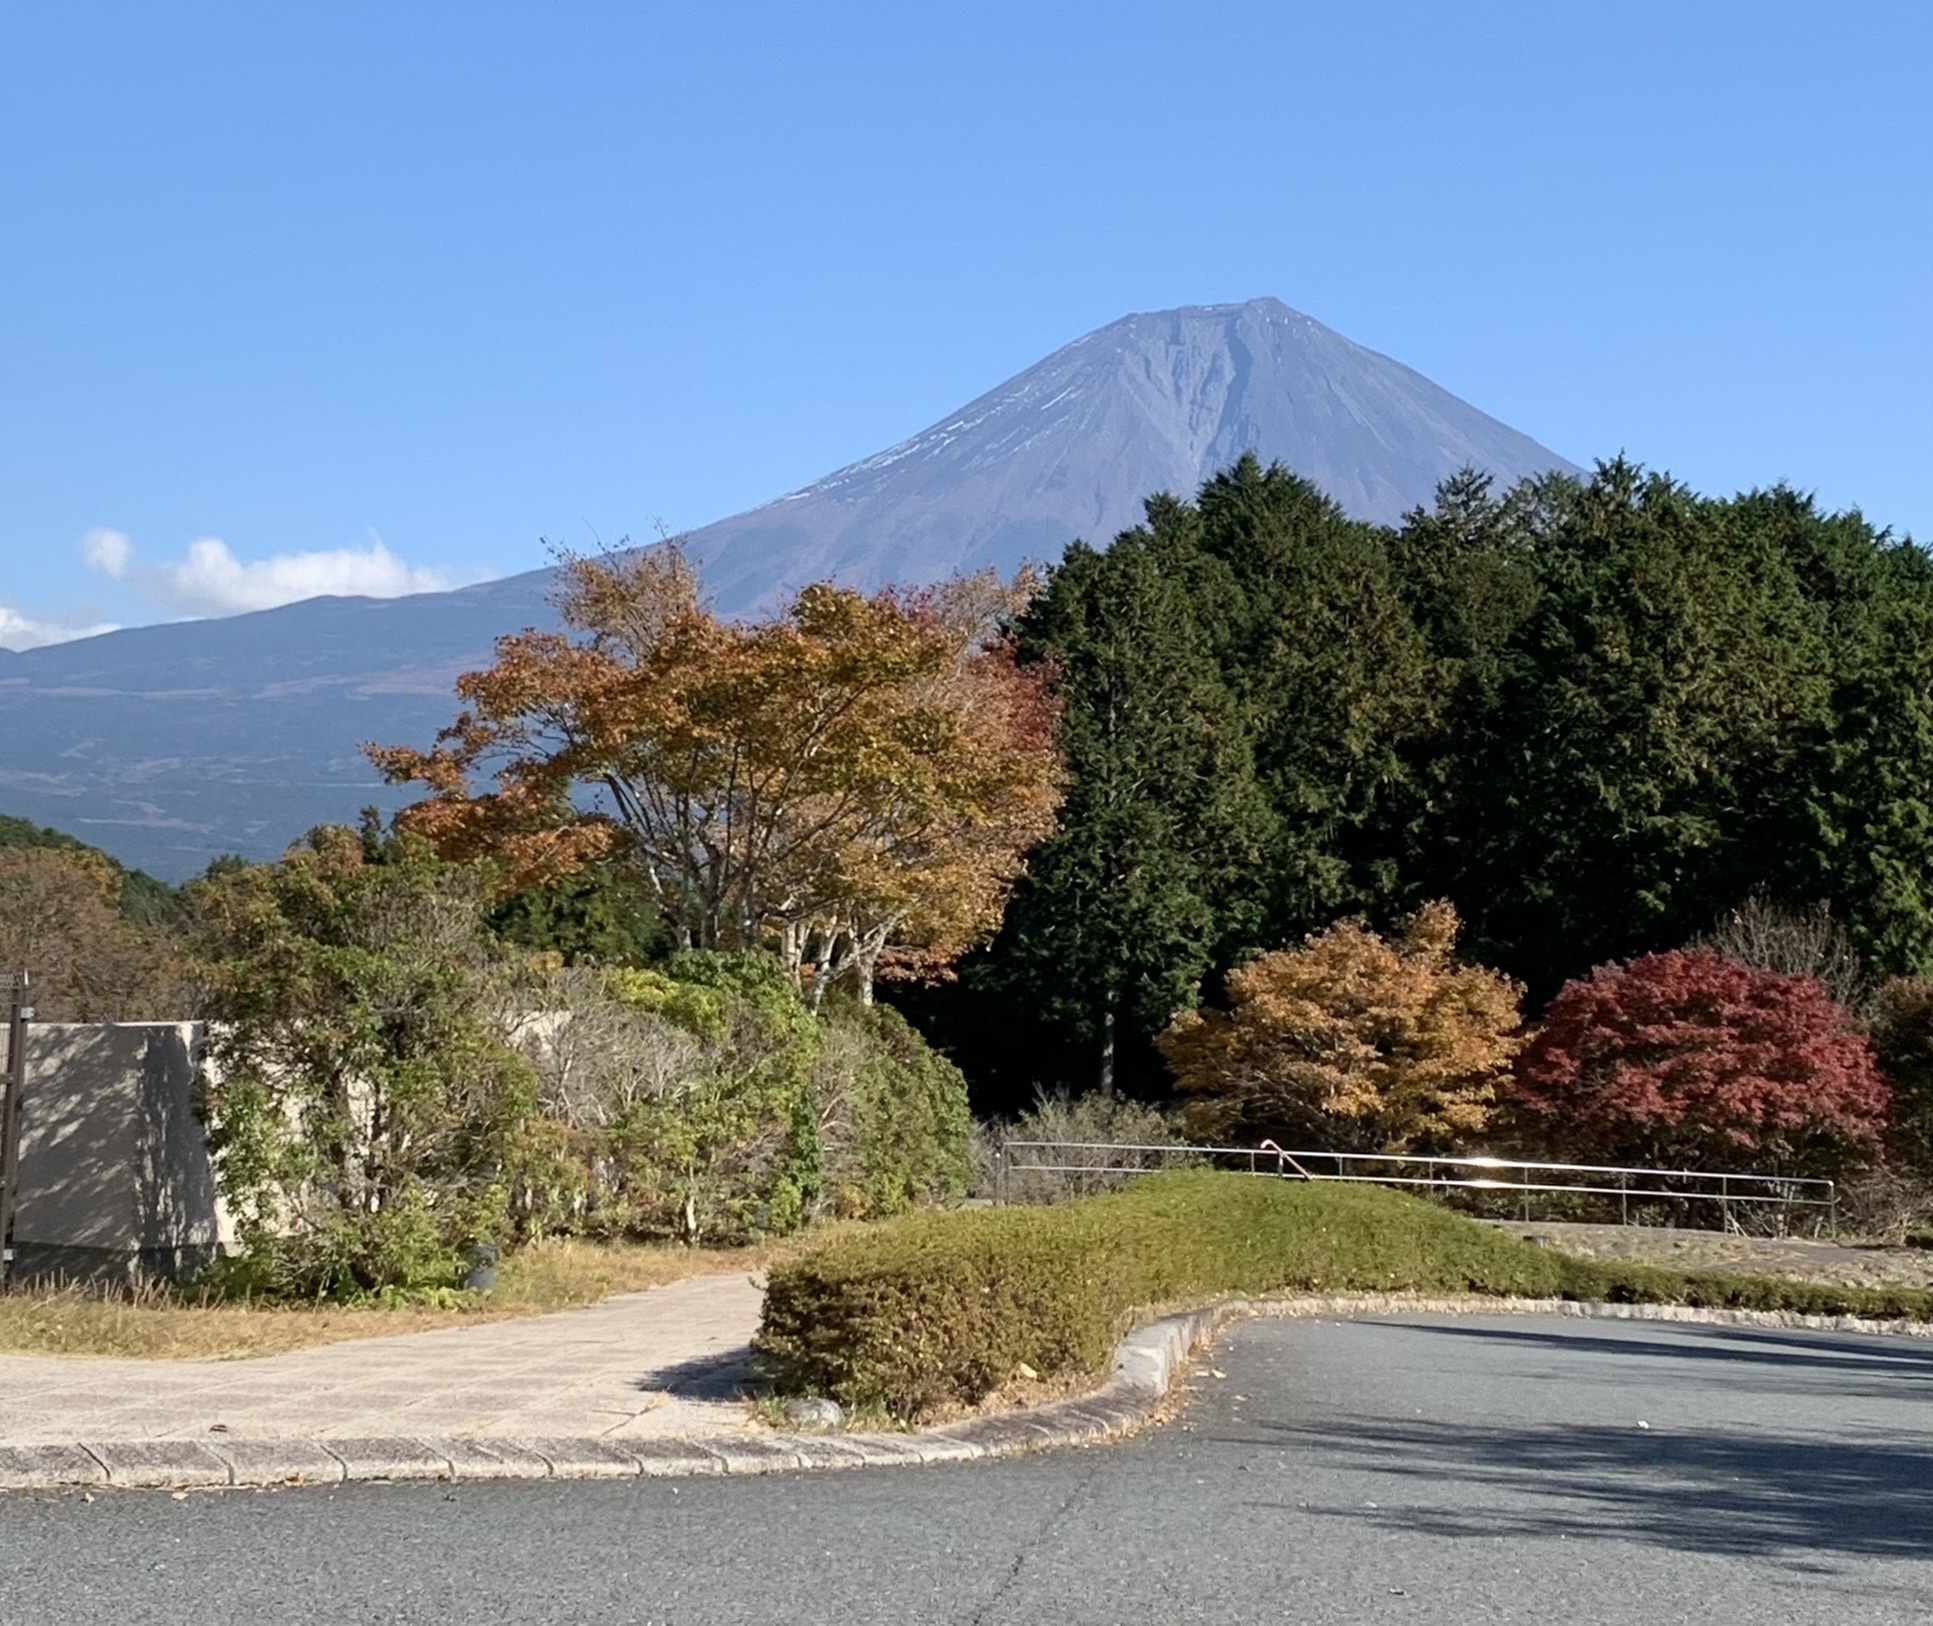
[4,1313,1929,1625]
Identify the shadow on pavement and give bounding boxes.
[1240,1412,1933,1564]
[1349,1317,1933,1410]
[1364,1317,1933,1381]
[631,1347,757,1401]
[1220,1318,1933,1565]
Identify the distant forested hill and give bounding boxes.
[0,813,182,923]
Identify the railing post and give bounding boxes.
[0,972,31,1291]
[995,1140,1007,1207]
[1620,1170,1629,1227]
[1720,1173,1731,1235]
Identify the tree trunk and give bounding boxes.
[326,1065,370,1211]
[848,922,894,1008]
[806,924,839,1012]
[777,920,806,991]
[1098,1001,1116,1098]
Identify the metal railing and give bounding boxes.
[992,1138,1839,1235]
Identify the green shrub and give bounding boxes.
[514,956,972,1241]
[487,860,671,968]
[813,1001,972,1219]
[755,1171,1933,1419]
[1870,977,1933,1179]
[581,953,822,1243]
[194,828,538,1298]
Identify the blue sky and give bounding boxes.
[2,1,1927,647]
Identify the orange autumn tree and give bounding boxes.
[1158,902,1522,1152]
[368,546,1060,1005]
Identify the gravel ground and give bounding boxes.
[1493,1220,1933,1289]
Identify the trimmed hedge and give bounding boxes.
[754,1172,1933,1420]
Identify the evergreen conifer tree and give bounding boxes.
[988,519,1270,1094]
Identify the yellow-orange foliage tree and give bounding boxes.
[1158,902,1522,1152]
[368,547,1061,1005]
[0,847,183,1020]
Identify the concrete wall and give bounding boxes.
[6,1022,227,1284]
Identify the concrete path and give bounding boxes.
[0,1272,766,1446]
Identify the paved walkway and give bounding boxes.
[0,1272,766,1447]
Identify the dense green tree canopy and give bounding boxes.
[1409,460,1837,981]
[978,513,1271,1094]
[940,454,1933,1100]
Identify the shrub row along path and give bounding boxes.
[2,1312,1928,1624]
[0,1273,765,1448]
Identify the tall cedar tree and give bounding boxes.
[985,515,1271,1094]
[1190,456,1437,937]
[968,459,1435,1098]
[1807,595,1933,977]
[1403,461,1836,991]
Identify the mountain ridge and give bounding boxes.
[680,298,1578,612]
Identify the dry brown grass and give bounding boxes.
[0,1236,799,1362]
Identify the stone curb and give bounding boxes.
[6,1293,1928,1494]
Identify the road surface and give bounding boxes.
[3,1313,1928,1624]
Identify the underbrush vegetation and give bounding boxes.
[971,1090,1197,1203]
[191,826,973,1298]
[511,959,971,1245]
[755,1172,1933,1420]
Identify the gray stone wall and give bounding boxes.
[6,1022,226,1284]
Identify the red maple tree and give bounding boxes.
[1509,948,1889,1176]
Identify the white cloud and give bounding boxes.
[0,602,119,652]
[80,527,133,579]
[149,536,467,616]
[79,531,497,619]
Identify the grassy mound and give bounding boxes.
[754,1172,1933,1419]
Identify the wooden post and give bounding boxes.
[0,972,30,1290]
